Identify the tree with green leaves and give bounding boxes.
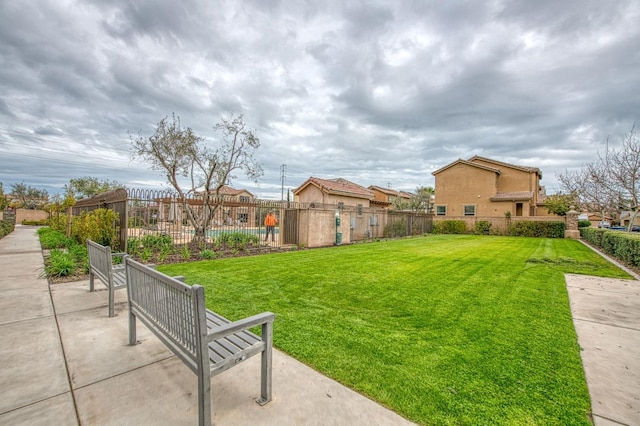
[0,182,9,211]
[10,182,49,209]
[131,113,263,241]
[409,186,435,213]
[544,193,578,216]
[64,177,123,200]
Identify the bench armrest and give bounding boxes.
[206,312,275,342]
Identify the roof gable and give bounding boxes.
[432,159,501,176]
[294,177,373,199]
[468,156,541,176]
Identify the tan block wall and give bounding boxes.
[297,209,351,248]
[16,208,48,223]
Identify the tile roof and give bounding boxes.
[295,177,373,199]
[490,191,534,201]
[214,185,253,197]
[469,156,541,175]
[432,159,501,176]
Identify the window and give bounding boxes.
[436,205,447,216]
[337,202,344,210]
[464,205,476,216]
[239,196,250,203]
[357,204,363,216]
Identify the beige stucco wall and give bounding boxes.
[471,158,540,198]
[434,164,497,216]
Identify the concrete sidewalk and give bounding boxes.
[0,226,414,425]
[566,274,640,425]
[0,225,639,425]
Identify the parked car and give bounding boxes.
[597,221,611,228]
[632,225,640,232]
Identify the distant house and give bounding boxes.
[214,185,254,203]
[293,177,373,210]
[620,211,640,228]
[432,156,551,217]
[210,185,255,225]
[368,185,415,210]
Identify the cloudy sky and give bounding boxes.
[1,1,639,199]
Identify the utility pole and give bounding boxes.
[280,164,287,201]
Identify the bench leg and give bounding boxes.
[108,285,115,317]
[197,367,212,426]
[128,311,137,345]
[257,321,273,405]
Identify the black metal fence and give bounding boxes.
[125,188,293,249]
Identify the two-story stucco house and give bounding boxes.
[432,156,551,217]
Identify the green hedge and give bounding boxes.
[0,221,14,239]
[432,220,467,234]
[581,227,640,267]
[509,221,565,238]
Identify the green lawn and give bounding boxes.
[160,235,631,425]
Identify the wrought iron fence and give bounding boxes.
[125,188,294,250]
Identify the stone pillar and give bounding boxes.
[564,206,580,239]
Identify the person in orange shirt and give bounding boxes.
[264,211,278,242]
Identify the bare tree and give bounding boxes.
[131,114,263,241]
[559,125,640,230]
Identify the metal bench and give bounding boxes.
[87,239,127,317]
[124,257,275,426]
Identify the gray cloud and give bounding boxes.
[1,0,639,198]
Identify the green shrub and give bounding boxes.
[45,249,76,277]
[201,249,217,259]
[68,244,89,273]
[578,220,592,228]
[216,232,259,247]
[70,208,119,249]
[179,244,191,260]
[583,228,640,267]
[509,221,565,238]
[433,220,467,235]
[22,219,48,226]
[37,227,72,249]
[383,219,408,238]
[0,221,14,239]
[475,221,492,235]
[47,214,68,232]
